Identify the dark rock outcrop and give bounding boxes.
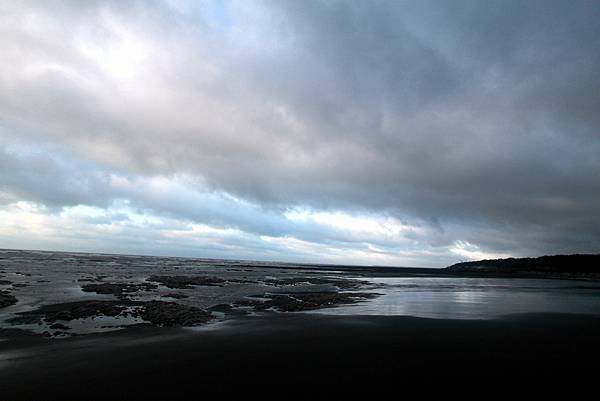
[235,291,378,312]
[9,300,134,323]
[7,299,213,328]
[0,327,37,338]
[261,277,367,290]
[137,301,213,326]
[163,293,189,299]
[0,291,17,308]
[148,275,225,289]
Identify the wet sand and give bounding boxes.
[2,312,599,398]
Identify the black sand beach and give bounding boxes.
[2,312,600,399]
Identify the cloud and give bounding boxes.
[1,0,599,265]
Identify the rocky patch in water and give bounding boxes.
[163,293,189,299]
[9,300,134,324]
[235,291,378,312]
[81,282,158,298]
[0,290,17,308]
[148,275,225,289]
[261,277,368,290]
[6,298,213,329]
[0,327,37,338]
[137,301,213,326]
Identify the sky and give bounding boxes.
[1,0,599,267]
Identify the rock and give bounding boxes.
[7,299,214,329]
[0,327,37,338]
[137,301,213,326]
[163,293,189,299]
[0,291,17,308]
[148,275,225,289]
[11,300,136,322]
[261,277,367,290]
[235,291,379,312]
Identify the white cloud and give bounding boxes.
[450,241,511,261]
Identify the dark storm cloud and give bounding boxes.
[222,0,600,255]
[1,0,599,263]
[259,1,600,238]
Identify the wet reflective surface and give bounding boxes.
[317,277,600,319]
[1,249,600,337]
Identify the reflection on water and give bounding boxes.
[2,249,600,328]
[317,277,600,319]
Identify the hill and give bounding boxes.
[445,254,600,277]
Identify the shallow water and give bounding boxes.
[0,249,366,335]
[1,249,600,336]
[317,277,600,319]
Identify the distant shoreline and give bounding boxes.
[446,254,600,279]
